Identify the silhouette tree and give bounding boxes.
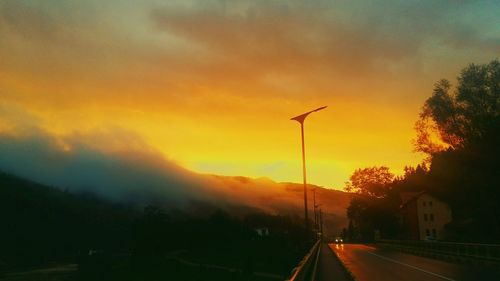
[345,195,399,241]
[412,59,500,242]
[345,166,394,198]
[344,167,400,241]
[415,59,500,153]
[343,60,500,242]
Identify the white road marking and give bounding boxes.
[363,250,457,281]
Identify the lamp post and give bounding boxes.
[315,202,322,235]
[319,208,324,237]
[312,188,317,230]
[291,106,327,230]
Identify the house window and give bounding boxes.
[430,214,434,221]
[424,214,428,221]
[426,229,430,236]
[423,201,426,206]
[432,229,437,237]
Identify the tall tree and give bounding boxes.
[415,59,500,154]
[344,166,394,198]
[413,59,500,242]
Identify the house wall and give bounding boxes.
[416,194,452,240]
[401,201,420,240]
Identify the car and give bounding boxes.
[424,236,437,242]
[334,237,343,244]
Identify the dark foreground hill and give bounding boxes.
[0,171,319,280]
[0,130,351,239]
[0,171,139,269]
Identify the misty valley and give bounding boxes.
[0,171,347,281]
[1,0,500,280]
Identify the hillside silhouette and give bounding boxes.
[0,129,350,234]
[0,169,349,278]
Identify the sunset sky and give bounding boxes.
[1,0,499,189]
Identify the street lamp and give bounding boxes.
[312,188,317,230]
[290,106,327,230]
[319,208,324,237]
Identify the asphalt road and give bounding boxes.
[330,243,500,281]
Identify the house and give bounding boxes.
[254,227,270,237]
[400,191,452,240]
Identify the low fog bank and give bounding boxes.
[0,128,350,234]
[0,129,213,206]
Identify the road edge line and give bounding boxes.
[364,250,457,281]
[329,244,357,281]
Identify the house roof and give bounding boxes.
[400,191,426,208]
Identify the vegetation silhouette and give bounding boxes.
[0,171,311,280]
[344,59,500,243]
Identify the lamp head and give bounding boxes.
[290,106,327,123]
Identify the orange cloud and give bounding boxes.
[0,0,498,188]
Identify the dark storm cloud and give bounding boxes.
[0,1,58,41]
[150,0,500,79]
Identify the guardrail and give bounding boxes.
[377,239,500,265]
[285,240,321,281]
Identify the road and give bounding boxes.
[330,244,500,281]
[317,243,351,281]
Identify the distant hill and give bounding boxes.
[1,171,321,277]
[203,175,351,235]
[0,168,350,243]
[0,132,349,241]
[0,170,350,264]
[0,130,351,239]
[0,171,312,273]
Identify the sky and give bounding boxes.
[0,0,499,189]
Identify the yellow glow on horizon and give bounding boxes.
[1,90,426,189]
[2,1,495,189]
